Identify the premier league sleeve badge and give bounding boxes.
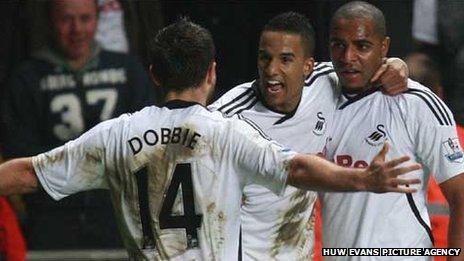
[442,137,464,163]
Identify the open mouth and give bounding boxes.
[340,69,362,80]
[265,80,284,94]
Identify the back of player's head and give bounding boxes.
[263,12,316,57]
[149,18,216,91]
[331,1,386,37]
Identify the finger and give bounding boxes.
[371,63,388,83]
[381,83,403,95]
[389,163,422,177]
[382,78,408,95]
[395,177,421,186]
[381,85,400,95]
[384,155,410,169]
[373,141,389,163]
[378,73,396,86]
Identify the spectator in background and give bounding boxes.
[25,0,163,66]
[1,0,155,249]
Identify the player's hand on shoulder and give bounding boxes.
[371,57,409,95]
[362,142,421,193]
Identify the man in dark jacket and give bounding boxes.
[1,0,155,249]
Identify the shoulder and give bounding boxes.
[124,105,163,125]
[305,62,337,87]
[399,79,454,126]
[195,107,268,140]
[208,80,258,115]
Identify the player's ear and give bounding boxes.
[149,64,162,87]
[303,57,315,79]
[206,61,217,86]
[381,37,391,58]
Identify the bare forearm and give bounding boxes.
[286,150,420,193]
[287,154,365,192]
[0,157,38,195]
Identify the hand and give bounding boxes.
[371,57,409,95]
[362,142,421,193]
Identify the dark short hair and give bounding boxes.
[263,12,316,57]
[149,18,216,91]
[331,1,386,37]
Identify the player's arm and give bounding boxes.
[1,115,125,199]
[439,174,464,258]
[0,158,38,196]
[226,117,420,194]
[287,142,421,193]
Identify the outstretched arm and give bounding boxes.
[0,158,38,195]
[287,143,421,193]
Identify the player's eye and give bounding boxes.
[282,56,293,64]
[330,42,345,50]
[357,43,372,51]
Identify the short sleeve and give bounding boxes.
[405,85,464,183]
[32,115,127,200]
[415,124,464,183]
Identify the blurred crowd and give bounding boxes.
[0,0,463,260]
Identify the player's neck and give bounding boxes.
[165,85,209,106]
[342,82,374,95]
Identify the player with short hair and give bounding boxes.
[0,19,421,260]
[209,11,408,260]
[320,1,464,257]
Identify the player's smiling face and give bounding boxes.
[329,17,390,93]
[257,31,313,113]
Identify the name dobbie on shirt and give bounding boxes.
[127,127,202,155]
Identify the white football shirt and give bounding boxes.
[32,100,296,260]
[321,80,464,260]
[209,62,339,260]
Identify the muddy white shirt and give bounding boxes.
[209,62,339,260]
[32,100,295,260]
[321,80,464,260]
